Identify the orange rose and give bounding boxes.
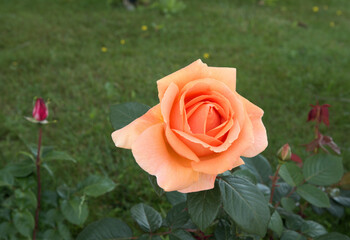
[112,60,267,193]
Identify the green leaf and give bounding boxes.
[42,190,58,208]
[79,175,116,197]
[14,189,37,210]
[12,209,34,238]
[169,229,195,240]
[110,102,150,130]
[303,154,343,186]
[130,203,162,232]
[279,162,304,186]
[57,184,74,200]
[165,202,189,229]
[281,197,296,212]
[232,169,257,184]
[148,175,164,197]
[241,155,272,185]
[77,218,132,240]
[301,220,327,238]
[58,222,72,240]
[332,190,350,207]
[278,211,305,231]
[214,220,234,240]
[315,232,350,240]
[187,185,221,230]
[296,184,330,208]
[43,150,76,163]
[273,182,296,202]
[43,229,62,240]
[281,230,307,240]
[60,197,89,225]
[0,170,14,187]
[0,222,17,238]
[326,200,344,218]
[268,210,283,237]
[43,209,64,228]
[219,175,270,237]
[138,235,162,240]
[166,191,187,206]
[42,162,55,177]
[6,159,35,177]
[27,144,54,158]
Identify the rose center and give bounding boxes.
[187,103,222,134]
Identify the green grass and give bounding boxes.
[0,0,350,236]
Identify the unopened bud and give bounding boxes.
[32,98,48,121]
[277,144,291,161]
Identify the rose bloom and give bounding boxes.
[112,60,267,193]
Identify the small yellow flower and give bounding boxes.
[101,47,108,52]
[141,25,148,31]
[120,39,125,45]
[312,6,319,12]
[336,10,342,16]
[203,53,210,59]
[330,21,335,27]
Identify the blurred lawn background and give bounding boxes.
[0,0,349,235]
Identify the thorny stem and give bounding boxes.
[269,164,281,204]
[32,127,42,240]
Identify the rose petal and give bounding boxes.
[111,104,163,149]
[238,95,268,157]
[180,79,244,126]
[178,173,216,193]
[132,123,199,191]
[161,82,179,124]
[165,126,200,162]
[207,66,236,92]
[187,103,211,134]
[157,60,208,101]
[191,112,254,174]
[174,129,223,157]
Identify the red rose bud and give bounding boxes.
[32,98,48,121]
[277,143,291,161]
[307,103,330,126]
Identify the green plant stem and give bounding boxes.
[269,164,281,204]
[32,126,42,240]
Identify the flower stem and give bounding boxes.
[32,126,42,240]
[269,164,281,204]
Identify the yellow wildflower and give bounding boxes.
[312,6,319,12]
[203,53,210,59]
[101,47,108,52]
[336,10,342,16]
[141,25,148,31]
[330,21,335,27]
[120,39,126,45]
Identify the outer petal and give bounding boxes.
[207,67,236,92]
[178,173,216,193]
[238,95,268,157]
[157,60,208,101]
[132,123,199,191]
[111,104,163,149]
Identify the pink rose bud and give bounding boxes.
[277,143,291,161]
[32,98,48,121]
